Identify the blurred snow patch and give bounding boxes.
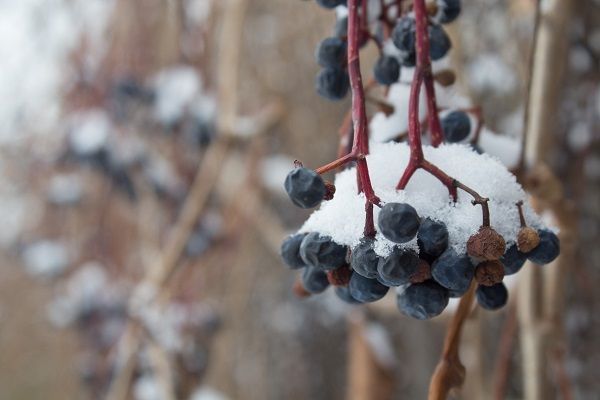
[22,240,70,279]
[478,128,521,169]
[190,386,229,400]
[260,154,295,195]
[364,322,397,369]
[152,66,202,126]
[47,173,84,206]
[467,54,517,95]
[68,110,111,156]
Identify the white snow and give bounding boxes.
[67,110,112,156]
[22,240,70,279]
[299,142,545,257]
[152,65,202,125]
[478,127,521,169]
[190,386,229,400]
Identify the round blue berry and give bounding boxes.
[349,274,389,303]
[302,266,330,294]
[300,232,348,270]
[428,24,452,60]
[397,280,449,320]
[335,286,361,304]
[316,67,350,101]
[280,233,308,269]
[500,245,527,275]
[316,37,347,68]
[527,229,560,265]
[476,283,508,310]
[284,167,326,209]
[431,248,474,294]
[441,111,471,142]
[374,55,400,85]
[437,0,461,24]
[377,203,420,244]
[417,218,449,257]
[316,0,346,9]
[377,248,419,286]
[350,238,380,279]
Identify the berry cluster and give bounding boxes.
[281,0,561,320]
[282,197,560,319]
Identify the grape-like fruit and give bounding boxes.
[300,232,348,270]
[391,17,416,56]
[280,233,308,269]
[437,0,461,24]
[377,248,419,286]
[431,248,474,294]
[377,202,420,243]
[441,111,471,142]
[349,273,389,303]
[316,67,350,100]
[467,226,506,261]
[302,266,330,294]
[428,24,452,60]
[527,229,560,264]
[350,238,380,279]
[335,286,361,304]
[397,280,449,320]
[284,167,326,209]
[417,218,449,257]
[373,55,400,85]
[316,37,347,68]
[500,245,527,275]
[476,283,508,310]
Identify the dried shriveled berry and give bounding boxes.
[527,229,560,265]
[397,280,449,320]
[517,226,540,253]
[467,226,506,261]
[409,259,432,284]
[324,181,336,200]
[350,238,380,279]
[327,264,352,286]
[501,245,527,275]
[280,233,308,269]
[300,232,348,270]
[377,202,420,243]
[474,260,505,286]
[284,167,326,209]
[349,274,389,303]
[476,283,508,310]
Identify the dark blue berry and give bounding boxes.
[300,232,348,270]
[397,280,449,320]
[500,245,527,275]
[476,283,508,310]
[316,67,350,101]
[527,229,560,264]
[441,111,471,142]
[316,0,346,9]
[284,167,326,209]
[417,218,449,257]
[437,0,461,24]
[350,238,380,279]
[349,274,389,303]
[431,248,474,294]
[280,233,308,269]
[377,247,419,286]
[378,203,420,244]
[335,286,361,304]
[428,24,452,60]
[391,17,416,55]
[184,117,215,147]
[316,37,347,68]
[374,55,400,85]
[302,266,330,294]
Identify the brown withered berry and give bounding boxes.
[292,279,311,298]
[326,264,352,286]
[409,259,432,284]
[475,260,505,286]
[517,226,540,253]
[467,226,506,261]
[324,181,336,201]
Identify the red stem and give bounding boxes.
[348,0,380,236]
